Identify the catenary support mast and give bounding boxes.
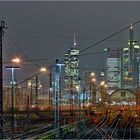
[0,20,6,139]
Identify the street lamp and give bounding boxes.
[91,72,95,77]
[100,80,105,86]
[5,66,20,138]
[104,84,107,88]
[12,57,21,64]
[40,67,47,72]
[5,57,20,139]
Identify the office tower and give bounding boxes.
[64,34,79,94]
[106,49,121,94]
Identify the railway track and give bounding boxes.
[83,114,109,139]
[2,123,53,139]
[122,117,135,139]
[83,113,124,140]
[104,114,121,139]
[13,124,54,139]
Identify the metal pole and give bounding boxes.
[83,87,85,111]
[26,95,30,124]
[70,76,73,119]
[5,66,19,139]
[85,68,88,105]
[0,23,2,139]
[0,20,6,139]
[30,80,33,106]
[11,68,14,139]
[42,73,45,101]
[92,82,96,104]
[49,71,52,110]
[35,76,38,113]
[83,87,86,124]
[78,79,81,121]
[90,82,92,104]
[54,59,61,136]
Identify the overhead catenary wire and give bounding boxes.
[3,35,12,61]
[3,57,55,64]
[7,20,140,65]
[7,19,140,58]
[79,20,140,54]
[9,26,140,43]
[3,48,120,67]
[2,50,109,64]
[8,26,129,43]
[5,33,41,68]
[4,19,140,89]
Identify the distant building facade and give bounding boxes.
[122,45,140,89]
[106,49,121,94]
[64,35,79,94]
[106,25,140,94]
[122,25,140,90]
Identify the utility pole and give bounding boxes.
[70,76,74,120]
[54,59,64,137]
[92,81,96,104]
[85,68,88,105]
[78,78,81,121]
[6,66,20,139]
[49,68,52,110]
[30,80,33,106]
[89,81,92,104]
[0,20,6,139]
[35,76,38,114]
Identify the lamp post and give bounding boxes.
[54,59,64,137]
[77,79,81,121]
[49,68,53,111]
[6,66,20,138]
[100,80,105,103]
[90,72,96,104]
[92,78,96,104]
[6,58,20,139]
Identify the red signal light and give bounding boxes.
[93,117,97,123]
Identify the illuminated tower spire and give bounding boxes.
[73,33,77,47]
[129,24,133,43]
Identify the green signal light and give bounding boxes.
[104,48,108,51]
[104,47,111,52]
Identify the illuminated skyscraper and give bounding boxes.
[122,46,140,89]
[107,25,140,94]
[122,25,140,89]
[64,34,79,94]
[106,49,122,94]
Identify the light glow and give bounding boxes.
[134,45,140,49]
[92,78,96,82]
[12,58,21,63]
[100,81,105,86]
[40,67,47,72]
[91,72,95,76]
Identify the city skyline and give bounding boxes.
[0,2,140,139]
[1,1,140,84]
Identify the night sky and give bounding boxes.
[1,1,140,85]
